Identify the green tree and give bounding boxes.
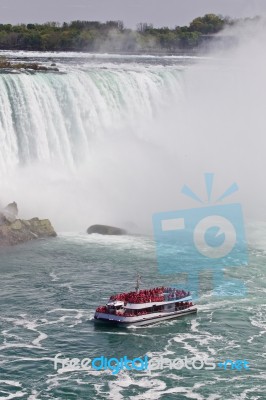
[189,14,225,34]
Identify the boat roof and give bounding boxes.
[107,300,124,306]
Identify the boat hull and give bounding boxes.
[94,306,197,327]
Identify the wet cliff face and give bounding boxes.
[0,203,56,246]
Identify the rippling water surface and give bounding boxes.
[0,233,265,399]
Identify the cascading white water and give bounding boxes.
[1,21,266,235]
[0,65,184,175]
[0,61,191,230]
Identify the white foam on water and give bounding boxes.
[0,392,26,400]
[47,307,88,314]
[191,319,200,333]
[213,375,258,383]
[101,331,137,336]
[12,315,48,348]
[231,387,262,400]
[58,282,74,293]
[0,343,40,351]
[44,308,91,327]
[0,314,52,352]
[28,390,40,400]
[0,381,26,400]
[246,304,266,344]
[47,362,113,384]
[94,383,109,399]
[106,371,221,400]
[69,311,85,328]
[60,232,155,252]
[32,332,48,347]
[3,356,53,364]
[0,381,22,388]
[172,332,222,358]
[49,271,59,282]
[1,329,22,341]
[46,374,70,390]
[249,307,266,331]
[108,372,166,400]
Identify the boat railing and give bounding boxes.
[96,301,194,317]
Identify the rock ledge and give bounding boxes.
[87,224,127,236]
[0,202,57,246]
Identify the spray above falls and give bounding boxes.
[1,21,266,234]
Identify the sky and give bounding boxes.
[0,0,266,28]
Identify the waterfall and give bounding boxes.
[0,44,266,231]
[0,66,184,176]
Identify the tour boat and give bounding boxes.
[94,277,197,327]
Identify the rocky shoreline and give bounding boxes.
[0,57,59,73]
[0,202,57,246]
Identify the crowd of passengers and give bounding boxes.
[108,287,190,304]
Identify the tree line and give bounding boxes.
[0,14,236,52]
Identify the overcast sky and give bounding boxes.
[0,0,266,28]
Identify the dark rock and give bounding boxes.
[87,224,127,235]
[2,201,18,223]
[36,65,48,71]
